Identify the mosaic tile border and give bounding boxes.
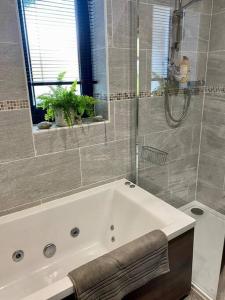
[96,86,225,101]
[94,92,136,101]
[0,100,29,111]
[205,86,225,95]
[95,89,204,101]
[2,86,223,112]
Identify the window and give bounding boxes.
[18,0,94,124]
[151,5,170,93]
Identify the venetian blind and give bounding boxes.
[22,0,80,83]
[151,5,170,91]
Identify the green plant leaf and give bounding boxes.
[37,72,99,126]
[57,71,66,81]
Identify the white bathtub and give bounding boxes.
[0,179,195,300]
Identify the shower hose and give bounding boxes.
[164,86,191,128]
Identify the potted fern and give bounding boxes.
[37,72,99,127]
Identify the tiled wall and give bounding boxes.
[0,0,134,216]
[137,0,212,208]
[1,0,223,217]
[197,0,225,214]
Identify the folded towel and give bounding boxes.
[68,230,170,300]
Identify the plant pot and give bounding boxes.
[54,108,75,127]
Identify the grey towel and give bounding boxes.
[68,230,170,300]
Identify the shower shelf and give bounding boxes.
[141,146,168,166]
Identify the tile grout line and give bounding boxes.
[78,147,83,186]
[194,0,214,202]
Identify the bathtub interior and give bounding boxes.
[0,189,112,299]
[105,188,167,248]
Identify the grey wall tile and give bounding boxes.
[0,43,27,100]
[0,109,34,162]
[34,128,77,155]
[114,99,132,139]
[143,126,194,162]
[175,107,202,128]
[0,163,12,211]
[201,125,225,160]
[198,154,225,188]
[155,189,171,204]
[190,94,204,112]
[169,167,196,206]
[188,183,197,202]
[171,95,203,127]
[170,182,190,208]
[168,155,198,188]
[138,97,170,135]
[108,48,131,92]
[192,125,201,154]
[210,12,225,51]
[139,50,149,92]
[0,0,21,43]
[156,184,191,209]
[166,127,193,161]
[203,109,225,127]
[138,165,169,194]
[137,136,145,170]
[77,122,114,148]
[111,0,137,48]
[207,51,225,86]
[213,0,225,14]
[204,94,225,113]
[128,48,137,92]
[139,2,153,50]
[181,12,211,52]
[80,139,131,185]
[0,0,18,14]
[144,130,172,162]
[183,0,212,14]
[197,181,225,214]
[138,98,152,135]
[0,150,81,211]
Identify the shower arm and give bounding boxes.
[181,0,201,11]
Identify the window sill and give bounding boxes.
[32,119,109,135]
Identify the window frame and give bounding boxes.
[17,0,96,124]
